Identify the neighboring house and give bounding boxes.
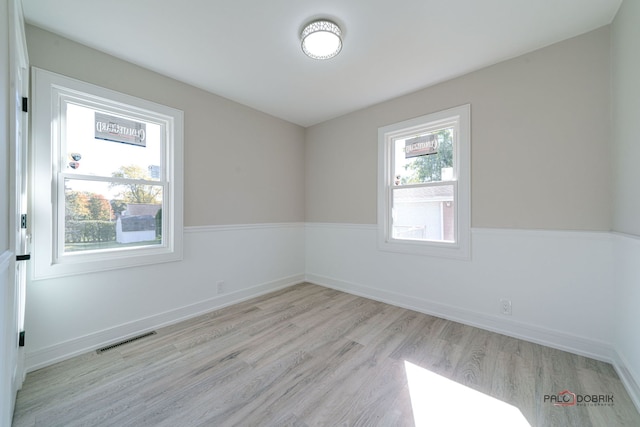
[116,204,161,244]
[116,215,157,244]
[122,203,161,218]
[393,185,454,242]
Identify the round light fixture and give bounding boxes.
[301,19,342,60]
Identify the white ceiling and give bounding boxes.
[22,0,622,127]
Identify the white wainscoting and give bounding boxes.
[21,222,640,412]
[612,232,640,411]
[1,250,16,426]
[306,222,640,411]
[25,223,305,371]
[305,223,615,360]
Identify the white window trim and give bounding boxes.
[31,68,184,279]
[377,104,471,260]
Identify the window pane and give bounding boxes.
[64,178,163,253]
[64,103,162,181]
[392,185,455,242]
[393,127,454,184]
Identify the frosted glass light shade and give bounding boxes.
[301,20,342,60]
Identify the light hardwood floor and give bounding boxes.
[12,283,640,426]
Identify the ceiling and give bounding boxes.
[22,0,622,127]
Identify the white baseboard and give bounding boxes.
[25,274,304,371]
[612,350,640,413]
[305,273,614,363]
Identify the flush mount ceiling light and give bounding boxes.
[301,19,342,60]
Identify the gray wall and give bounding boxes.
[26,25,306,227]
[305,27,611,231]
[612,0,640,236]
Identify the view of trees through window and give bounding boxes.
[390,126,456,243]
[399,128,454,185]
[62,102,164,253]
[110,165,162,203]
[64,168,163,252]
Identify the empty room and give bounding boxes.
[2,0,640,425]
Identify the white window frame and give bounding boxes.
[31,68,184,279]
[377,104,470,259]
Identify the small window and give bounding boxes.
[31,68,184,279]
[378,105,470,259]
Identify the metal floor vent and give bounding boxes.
[96,331,157,354]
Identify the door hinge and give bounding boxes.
[21,214,27,229]
[19,331,25,347]
[22,97,28,113]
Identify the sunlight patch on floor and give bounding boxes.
[404,361,531,426]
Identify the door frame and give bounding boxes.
[7,0,29,415]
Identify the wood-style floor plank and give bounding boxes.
[12,283,640,426]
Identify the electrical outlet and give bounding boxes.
[217,281,226,294]
[500,299,512,315]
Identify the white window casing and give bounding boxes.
[377,104,470,259]
[31,68,184,279]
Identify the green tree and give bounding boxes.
[402,129,453,184]
[110,165,161,203]
[65,191,90,220]
[110,199,128,217]
[65,191,113,221]
[86,194,113,221]
[155,208,162,238]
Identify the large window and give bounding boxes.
[31,68,183,279]
[378,105,470,259]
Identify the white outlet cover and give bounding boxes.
[500,299,512,315]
